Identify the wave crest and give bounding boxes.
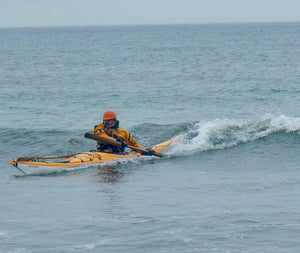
[168,114,300,155]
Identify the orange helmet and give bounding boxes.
[103,110,117,120]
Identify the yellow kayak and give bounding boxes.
[9,138,173,175]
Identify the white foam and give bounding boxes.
[168,114,300,156]
[268,114,300,132]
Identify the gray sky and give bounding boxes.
[1,0,299,27]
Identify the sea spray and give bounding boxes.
[168,114,300,156]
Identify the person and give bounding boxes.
[94,110,146,154]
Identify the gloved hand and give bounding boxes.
[121,140,128,149]
[143,148,155,156]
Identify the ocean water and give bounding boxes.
[1,22,300,252]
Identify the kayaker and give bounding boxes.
[94,110,154,154]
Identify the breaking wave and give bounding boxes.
[2,114,300,159]
[167,114,300,156]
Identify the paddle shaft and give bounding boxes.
[84,132,165,157]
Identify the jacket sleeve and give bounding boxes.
[118,127,143,148]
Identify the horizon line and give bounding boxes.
[1,20,299,29]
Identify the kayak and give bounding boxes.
[9,137,173,176]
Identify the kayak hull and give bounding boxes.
[9,151,141,175]
[9,139,173,175]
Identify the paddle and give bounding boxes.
[84,132,166,157]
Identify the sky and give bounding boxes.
[1,0,299,28]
